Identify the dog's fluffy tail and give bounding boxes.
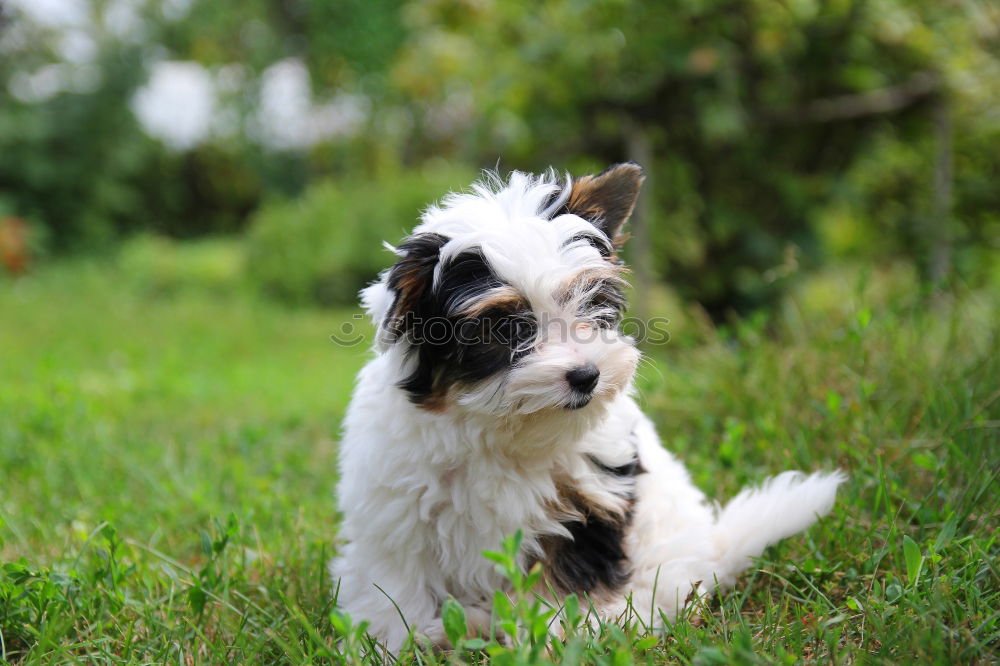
[708,470,846,589]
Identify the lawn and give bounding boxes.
[1,254,997,664]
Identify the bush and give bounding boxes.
[245,165,476,306]
[117,234,246,297]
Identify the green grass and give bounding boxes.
[1,255,997,664]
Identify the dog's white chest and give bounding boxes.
[414,457,562,596]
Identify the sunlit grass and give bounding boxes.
[1,256,997,664]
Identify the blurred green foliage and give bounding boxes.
[0,44,154,249]
[393,0,1000,314]
[117,234,246,296]
[0,0,997,314]
[155,0,404,91]
[245,165,475,305]
[0,44,262,248]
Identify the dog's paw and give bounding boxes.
[413,622,451,651]
[415,605,503,650]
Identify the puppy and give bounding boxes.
[331,164,844,649]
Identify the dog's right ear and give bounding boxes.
[373,232,450,343]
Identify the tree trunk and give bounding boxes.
[626,122,653,326]
[930,96,952,286]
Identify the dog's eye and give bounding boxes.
[476,310,537,350]
[502,313,538,351]
[592,309,620,329]
[580,282,626,329]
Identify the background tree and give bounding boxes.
[392,0,1000,317]
[0,0,996,313]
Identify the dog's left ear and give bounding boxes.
[382,232,450,341]
[564,163,644,245]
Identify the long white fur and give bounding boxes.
[331,170,845,650]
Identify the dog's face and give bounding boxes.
[364,164,644,417]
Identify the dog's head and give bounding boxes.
[363,164,644,416]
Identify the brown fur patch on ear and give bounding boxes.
[565,163,644,244]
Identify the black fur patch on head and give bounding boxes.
[383,237,535,409]
[564,231,614,259]
[436,248,504,314]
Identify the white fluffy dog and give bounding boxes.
[331,164,844,649]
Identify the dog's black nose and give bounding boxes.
[566,363,600,394]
